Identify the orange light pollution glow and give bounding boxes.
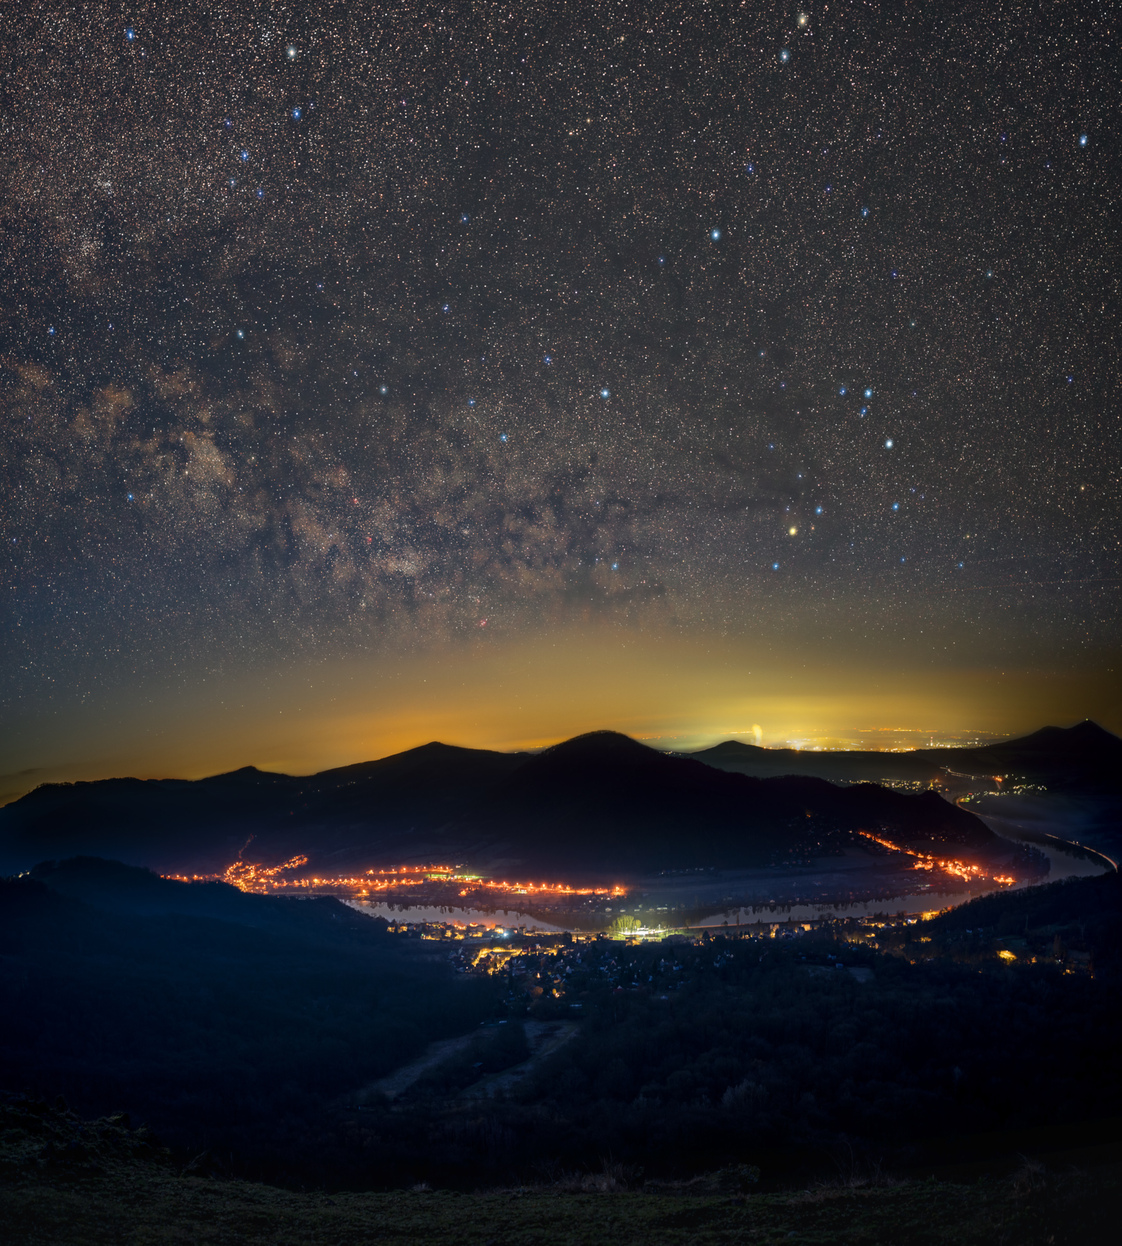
[3,627,1117,805]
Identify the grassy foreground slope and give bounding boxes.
[1,1098,1118,1246]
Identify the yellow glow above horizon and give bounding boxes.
[1,623,1117,803]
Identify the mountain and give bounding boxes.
[0,731,1002,881]
[0,742,526,876]
[691,720,1122,789]
[434,731,1000,878]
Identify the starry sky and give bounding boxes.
[1,1,1119,797]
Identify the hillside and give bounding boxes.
[436,731,1001,878]
[691,720,1122,789]
[0,1096,1118,1246]
[0,733,1003,881]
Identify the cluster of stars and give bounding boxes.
[0,0,1114,708]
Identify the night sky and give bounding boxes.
[2,2,1119,795]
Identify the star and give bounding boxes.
[709,229,721,241]
[600,388,610,398]
[885,439,894,448]
[779,49,790,63]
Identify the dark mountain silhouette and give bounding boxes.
[434,731,998,878]
[691,720,1122,789]
[0,743,526,876]
[0,729,1055,880]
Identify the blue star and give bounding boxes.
[286,45,298,61]
[710,228,721,241]
[745,163,754,173]
[236,329,245,339]
[228,178,237,188]
[658,255,666,265]
[292,107,302,120]
[1079,134,1088,147]
[461,213,470,223]
[838,385,847,396]
[611,562,619,570]
[240,149,249,162]
[224,117,232,129]
[380,385,388,395]
[900,556,906,563]
[861,207,869,217]
[892,502,899,511]
[543,355,552,364]
[860,407,867,415]
[127,493,134,501]
[600,388,610,399]
[256,187,264,198]
[772,562,780,570]
[815,506,823,515]
[47,326,55,336]
[885,438,894,448]
[864,388,873,398]
[442,303,450,312]
[779,48,790,63]
[468,399,476,406]
[125,28,136,42]
[500,433,508,442]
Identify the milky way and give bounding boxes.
[1,1,1118,716]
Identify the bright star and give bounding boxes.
[710,228,721,241]
[240,149,249,162]
[772,562,780,570]
[442,304,450,312]
[864,388,873,398]
[788,526,798,536]
[892,503,899,511]
[292,107,302,120]
[815,506,823,515]
[779,48,790,63]
[286,45,298,60]
[127,493,134,501]
[600,388,610,398]
[236,329,245,339]
[47,326,55,336]
[380,385,388,395]
[839,386,847,395]
[543,355,552,364]
[861,207,869,217]
[461,213,469,223]
[256,187,264,198]
[885,439,894,448]
[125,28,136,41]
[611,562,619,570]
[500,433,508,442]
[1079,134,1088,146]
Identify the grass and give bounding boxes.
[1,1099,1118,1245]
